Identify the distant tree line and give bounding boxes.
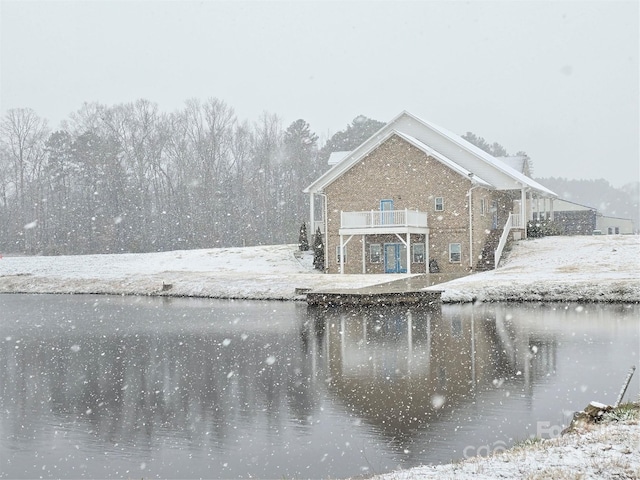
[0,100,383,255]
[2,101,634,256]
[535,177,639,229]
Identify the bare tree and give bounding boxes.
[0,108,49,251]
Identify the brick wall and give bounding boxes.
[323,135,499,274]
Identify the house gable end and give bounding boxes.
[324,134,479,214]
[305,111,557,197]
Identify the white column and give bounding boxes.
[425,229,430,272]
[340,234,344,274]
[309,194,315,234]
[362,235,366,274]
[520,188,526,221]
[406,231,411,274]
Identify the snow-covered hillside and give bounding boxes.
[0,235,638,303]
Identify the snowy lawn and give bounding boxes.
[0,244,412,300]
[375,413,640,480]
[0,235,638,302]
[432,234,640,303]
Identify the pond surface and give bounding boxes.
[0,294,638,479]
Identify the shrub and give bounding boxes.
[313,228,325,271]
[298,222,309,251]
[528,220,563,238]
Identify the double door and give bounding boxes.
[384,243,407,273]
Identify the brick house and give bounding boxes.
[303,111,558,274]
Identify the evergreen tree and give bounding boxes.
[312,227,324,271]
[462,131,509,157]
[298,222,309,251]
[318,115,385,164]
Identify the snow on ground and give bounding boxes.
[375,417,640,480]
[0,243,412,299]
[1,235,638,479]
[432,234,640,303]
[0,235,638,302]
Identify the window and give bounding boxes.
[412,243,425,263]
[449,243,461,263]
[435,197,444,211]
[336,245,347,263]
[480,198,486,216]
[370,244,381,263]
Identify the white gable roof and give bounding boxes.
[304,111,557,198]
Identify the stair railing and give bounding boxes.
[494,213,514,269]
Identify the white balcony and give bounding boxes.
[339,209,429,235]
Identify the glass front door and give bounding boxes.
[384,243,407,273]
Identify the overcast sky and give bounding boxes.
[1,1,638,187]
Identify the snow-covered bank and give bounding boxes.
[373,405,640,480]
[0,235,638,302]
[0,244,410,300]
[432,234,640,303]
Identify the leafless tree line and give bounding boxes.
[0,99,322,254]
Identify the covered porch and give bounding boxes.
[338,209,429,274]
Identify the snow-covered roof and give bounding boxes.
[497,155,528,174]
[305,111,558,198]
[395,131,493,188]
[552,198,598,212]
[328,151,351,165]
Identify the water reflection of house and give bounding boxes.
[309,304,557,440]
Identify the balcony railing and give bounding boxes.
[341,209,428,230]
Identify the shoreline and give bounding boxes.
[371,402,640,480]
[1,235,639,479]
[0,236,638,304]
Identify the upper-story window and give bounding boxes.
[435,197,444,211]
[480,198,486,216]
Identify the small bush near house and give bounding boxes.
[313,228,325,271]
[298,222,309,251]
[528,220,563,238]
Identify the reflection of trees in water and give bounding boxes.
[0,324,321,449]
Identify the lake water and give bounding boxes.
[0,294,638,479]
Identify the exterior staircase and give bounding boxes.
[476,229,504,271]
